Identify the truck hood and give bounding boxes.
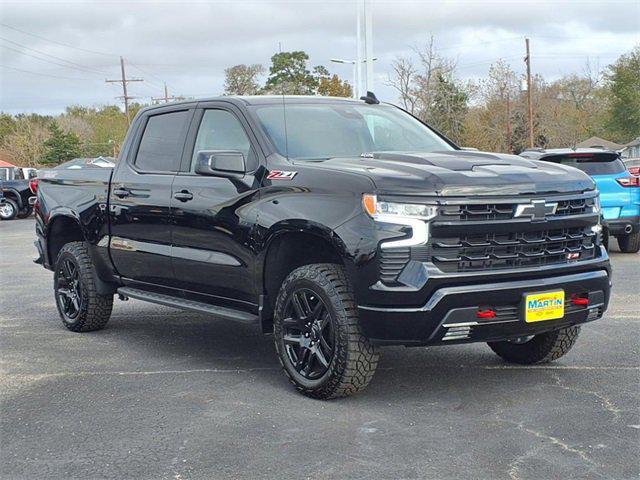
[298,151,595,196]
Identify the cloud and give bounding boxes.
[1,0,638,113]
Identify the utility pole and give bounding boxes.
[506,92,512,153]
[106,57,143,124]
[524,38,534,148]
[356,0,362,98]
[151,83,180,104]
[363,0,374,93]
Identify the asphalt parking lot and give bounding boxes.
[1,217,638,480]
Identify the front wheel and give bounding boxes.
[273,264,379,399]
[487,326,580,364]
[616,232,640,253]
[54,242,113,332]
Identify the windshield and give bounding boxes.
[251,103,454,160]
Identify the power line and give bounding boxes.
[0,44,107,77]
[128,62,177,91]
[0,64,96,81]
[0,23,118,58]
[0,36,109,75]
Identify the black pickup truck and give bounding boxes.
[1,167,37,220]
[35,95,611,399]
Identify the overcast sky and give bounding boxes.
[1,0,638,114]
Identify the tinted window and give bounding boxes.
[135,111,190,172]
[192,109,256,171]
[252,104,453,160]
[542,153,626,175]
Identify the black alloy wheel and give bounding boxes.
[56,258,83,320]
[273,264,379,399]
[281,288,335,380]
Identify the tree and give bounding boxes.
[386,37,469,142]
[462,60,519,152]
[317,74,352,97]
[386,57,418,113]
[264,51,319,94]
[429,73,468,144]
[42,122,81,165]
[606,45,640,141]
[223,64,264,95]
[0,117,49,167]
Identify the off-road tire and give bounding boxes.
[0,199,18,220]
[616,232,640,253]
[487,326,580,364]
[16,206,33,219]
[54,242,113,332]
[273,263,379,399]
[602,227,610,251]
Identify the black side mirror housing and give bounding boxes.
[194,150,245,177]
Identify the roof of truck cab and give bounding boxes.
[139,95,367,114]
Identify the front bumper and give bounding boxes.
[358,268,610,346]
[603,215,640,235]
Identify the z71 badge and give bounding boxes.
[267,170,297,180]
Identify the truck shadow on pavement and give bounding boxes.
[102,303,579,402]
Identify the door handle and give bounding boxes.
[112,187,130,198]
[173,191,193,202]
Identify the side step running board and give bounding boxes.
[117,287,258,324]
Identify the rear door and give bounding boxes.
[169,103,263,308]
[109,107,194,288]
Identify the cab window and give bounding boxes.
[191,109,257,172]
[135,110,191,173]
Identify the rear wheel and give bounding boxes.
[616,232,640,253]
[16,206,33,219]
[0,199,18,220]
[487,326,580,364]
[273,264,379,399]
[54,242,113,332]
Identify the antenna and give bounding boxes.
[278,42,290,160]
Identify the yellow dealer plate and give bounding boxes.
[525,290,565,323]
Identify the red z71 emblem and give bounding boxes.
[267,170,297,180]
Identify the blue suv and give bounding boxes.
[521,148,640,253]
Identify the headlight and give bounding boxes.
[362,194,437,220]
[362,194,437,249]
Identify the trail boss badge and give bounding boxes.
[267,170,297,180]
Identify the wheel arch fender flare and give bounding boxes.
[46,211,117,295]
[1,188,24,208]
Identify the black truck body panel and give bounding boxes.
[35,96,611,346]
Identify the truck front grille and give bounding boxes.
[440,197,593,221]
[377,193,600,284]
[431,226,597,272]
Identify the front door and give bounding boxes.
[109,108,193,288]
[170,106,262,308]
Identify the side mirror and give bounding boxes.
[195,150,245,177]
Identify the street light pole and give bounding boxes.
[331,58,378,99]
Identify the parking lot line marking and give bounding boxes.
[3,365,638,379]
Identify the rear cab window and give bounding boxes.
[134,110,191,173]
[541,152,626,175]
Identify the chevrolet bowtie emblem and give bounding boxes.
[514,200,558,221]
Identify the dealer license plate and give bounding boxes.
[524,290,565,323]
